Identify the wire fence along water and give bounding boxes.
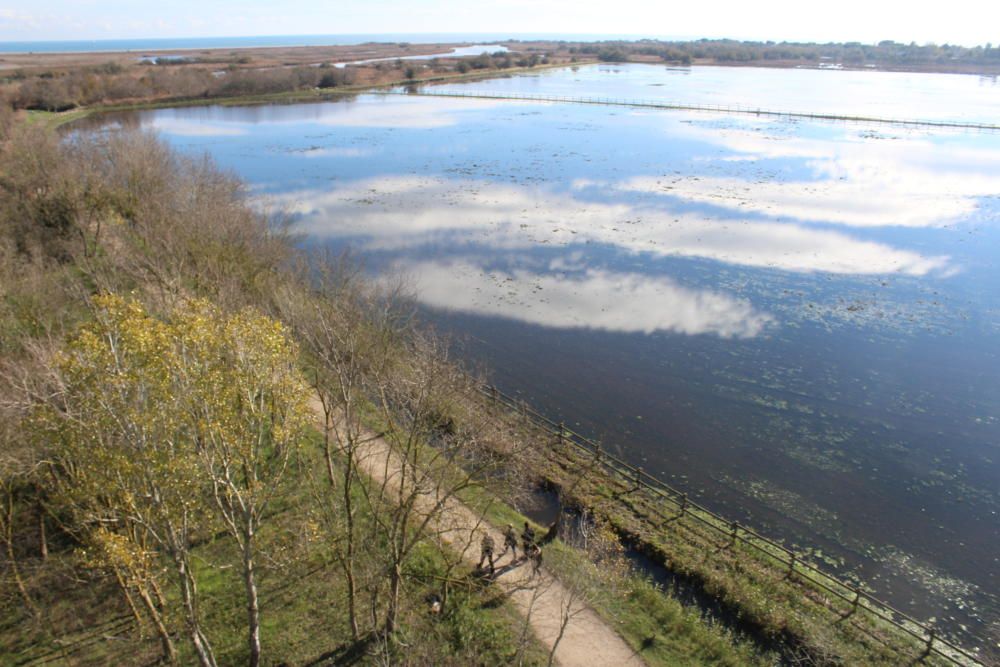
[380,89,1000,132]
[477,384,985,666]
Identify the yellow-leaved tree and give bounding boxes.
[174,300,310,667]
[41,294,309,667]
[46,294,213,666]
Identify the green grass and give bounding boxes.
[300,388,772,666]
[24,108,94,129]
[524,424,960,666]
[455,483,774,666]
[0,427,549,666]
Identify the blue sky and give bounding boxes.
[1,0,997,46]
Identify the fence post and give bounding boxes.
[633,466,642,492]
[925,630,935,654]
[679,493,687,516]
[730,521,739,545]
[851,587,861,615]
[558,421,565,445]
[787,549,796,578]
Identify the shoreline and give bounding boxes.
[4,39,1000,76]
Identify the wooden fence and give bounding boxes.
[379,89,1000,132]
[478,384,985,666]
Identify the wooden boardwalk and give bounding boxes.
[376,89,1000,132]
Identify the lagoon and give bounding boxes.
[93,63,1000,653]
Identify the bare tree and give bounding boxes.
[175,300,311,667]
[274,257,408,640]
[277,255,532,639]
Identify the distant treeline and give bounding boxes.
[1,51,552,112]
[566,38,1000,68]
[6,37,997,113]
[3,62,359,112]
[451,51,547,74]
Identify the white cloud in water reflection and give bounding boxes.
[141,96,509,135]
[309,97,507,129]
[292,146,373,158]
[402,260,773,338]
[656,123,1000,228]
[279,176,950,276]
[147,118,249,137]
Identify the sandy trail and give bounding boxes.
[312,400,644,667]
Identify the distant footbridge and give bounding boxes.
[375,89,1000,132]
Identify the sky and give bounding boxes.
[1,0,997,47]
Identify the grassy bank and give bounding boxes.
[486,404,973,665]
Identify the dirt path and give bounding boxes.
[313,400,644,666]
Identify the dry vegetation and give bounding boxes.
[0,103,775,666]
[0,43,574,114]
[0,115,551,665]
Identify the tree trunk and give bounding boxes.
[242,529,262,667]
[4,493,39,618]
[37,501,47,561]
[151,576,168,612]
[175,554,217,667]
[342,451,360,640]
[137,582,178,664]
[112,568,144,637]
[324,411,360,640]
[344,554,359,640]
[385,562,402,634]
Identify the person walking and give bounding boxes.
[478,532,496,575]
[500,523,518,561]
[529,542,543,577]
[521,521,536,559]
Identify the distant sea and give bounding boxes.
[0,33,665,54]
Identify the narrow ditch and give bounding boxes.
[521,483,810,666]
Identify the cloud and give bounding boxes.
[599,175,976,228]
[310,96,509,129]
[402,260,775,338]
[0,8,43,32]
[277,175,951,276]
[290,146,374,158]
[652,123,1000,228]
[147,117,248,137]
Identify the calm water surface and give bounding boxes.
[95,64,1000,654]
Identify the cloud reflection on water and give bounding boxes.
[146,117,249,137]
[657,123,1000,228]
[282,175,950,276]
[143,95,509,133]
[401,260,774,338]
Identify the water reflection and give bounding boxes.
[335,44,507,68]
[400,260,774,337]
[280,175,951,276]
[601,175,980,229]
[97,78,1000,653]
[138,96,507,131]
[657,123,1000,228]
[428,63,1000,124]
[148,117,250,137]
